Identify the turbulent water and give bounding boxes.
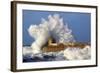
[23,46,91,62]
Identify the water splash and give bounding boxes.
[28,14,75,54]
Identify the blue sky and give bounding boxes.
[23,10,91,46]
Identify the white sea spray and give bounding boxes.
[28,14,75,54]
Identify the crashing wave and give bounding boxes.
[28,14,75,54]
